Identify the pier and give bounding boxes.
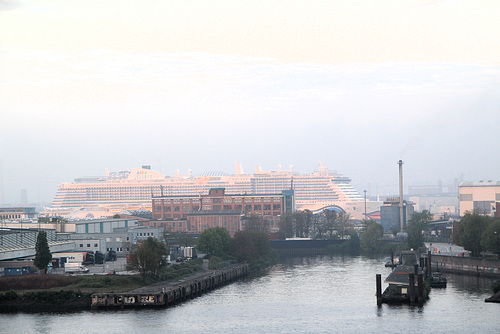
[376,251,431,306]
[91,263,249,310]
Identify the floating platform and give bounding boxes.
[430,272,447,288]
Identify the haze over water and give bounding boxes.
[1,256,499,333]
[1,1,500,205]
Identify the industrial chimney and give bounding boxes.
[398,160,404,232]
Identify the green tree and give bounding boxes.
[453,212,490,257]
[278,210,314,238]
[230,230,275,268]
[164,232,195,248]
[360,220,384,253]
[278,212,294,238]
[336,212,352,240]
[334,231,360,254]
[243,214,269,233]
[323,210,339,238]
[407,210,433,250]
[34,231,52,273]
[293,210,313,238]
[129,237,167,281]
[481,220,500,256]
[451,218,465,245]
[196,227,231,257]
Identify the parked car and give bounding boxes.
[64,262,89,274]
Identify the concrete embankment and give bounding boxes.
[91,263,249,310]
[430,255,500,278]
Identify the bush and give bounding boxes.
[0,290,19,301]
[157,259,203,281]
[19,290,86,304]
[492,281,500,294]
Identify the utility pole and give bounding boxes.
[398,160,404,232]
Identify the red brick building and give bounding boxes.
[150,188,294,235]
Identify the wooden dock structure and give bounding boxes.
[91,263,249,310]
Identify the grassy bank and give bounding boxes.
[0,275,154,313]
[0,274,155,294]
[0,289,92,313]
[0,260,205,313]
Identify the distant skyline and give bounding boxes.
[1,0,500,205]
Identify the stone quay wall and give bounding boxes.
[431,255,500,278]
[91,263,249,310]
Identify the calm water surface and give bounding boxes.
[2,256,499,333]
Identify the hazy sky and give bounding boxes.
[1,0,499,205]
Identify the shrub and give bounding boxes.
[0,290,19,301]
[492,281,500,294]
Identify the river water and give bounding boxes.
[2,255,499,333]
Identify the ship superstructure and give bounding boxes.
[45,163,374,219]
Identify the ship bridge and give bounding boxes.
[311,205,346,215]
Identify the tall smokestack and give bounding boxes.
[398,160,404,232]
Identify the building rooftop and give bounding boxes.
[459,181,500,187]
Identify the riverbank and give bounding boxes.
[0,261,249,313]
[0,290,92,313]
[0,274,154,313]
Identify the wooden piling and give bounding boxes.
[376,274,382,306]
[409,273,415,304]
[417,273,424,307]
[427,251,432,276]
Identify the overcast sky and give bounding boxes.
[1,0,499,205]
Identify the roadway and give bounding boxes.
[49,257,132,275]
[425,242,467,256]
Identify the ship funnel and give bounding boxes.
[235,162,243,174]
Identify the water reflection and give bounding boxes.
[1,255,499,334]
[447,273,496,295]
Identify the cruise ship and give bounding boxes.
[44,163,379,219]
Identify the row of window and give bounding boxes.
[156,214,184,219]
[79,243,99,248]
[107,247,125,252]
[155,204,281,213]
[0,214,23,219]
[155,197,282,205]
[461,193,500,201]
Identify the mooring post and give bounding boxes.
[391,250,394,270]
[376,274,382,306]
[409,273,415,305]
[427,251,432,277]
[417,273,424,307]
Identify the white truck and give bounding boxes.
[64,262,89,274]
